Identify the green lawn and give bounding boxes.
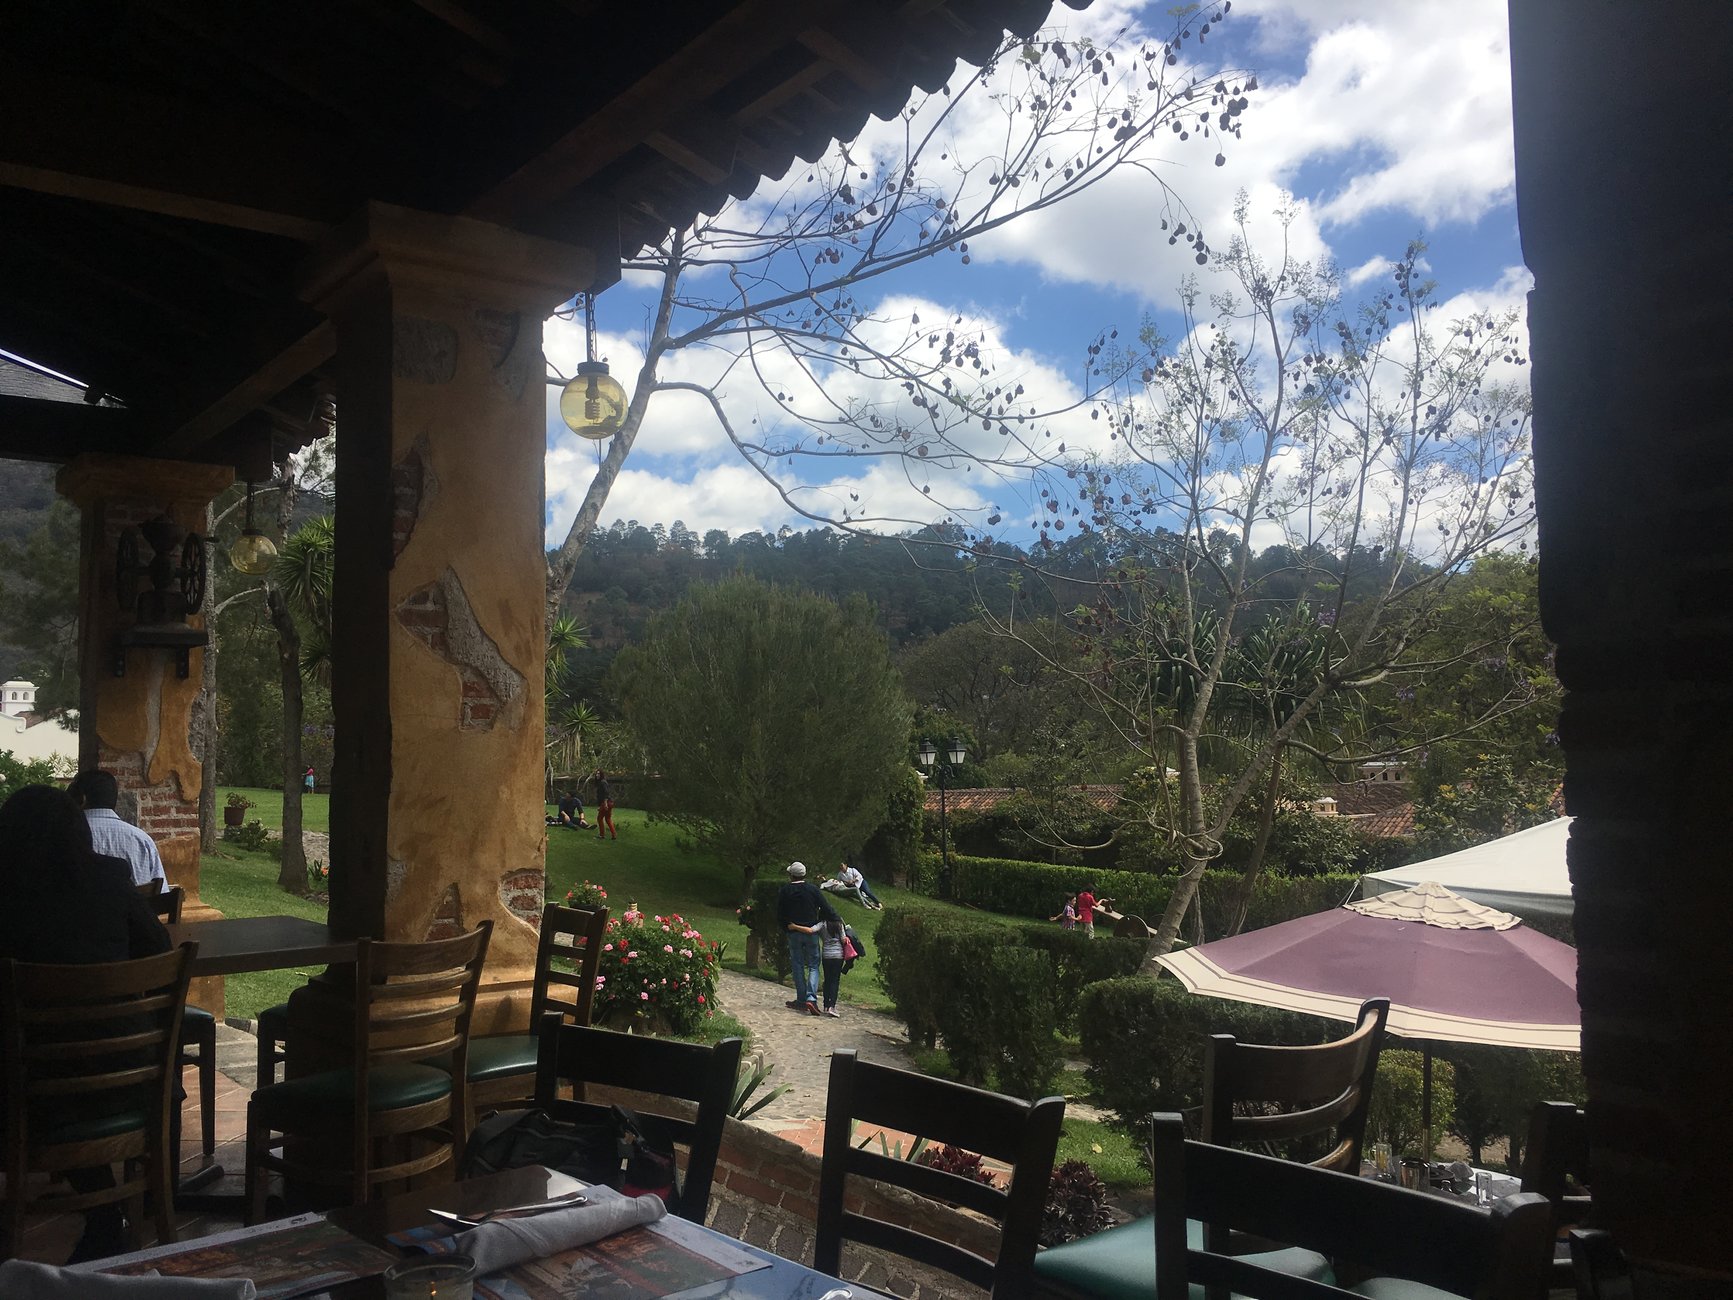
[217,785,329,833]
[197,842,327,1021]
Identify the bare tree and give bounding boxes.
[544,6,1254,615]
[986,200,1537,955]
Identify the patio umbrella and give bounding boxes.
[1153,881,1580,1154]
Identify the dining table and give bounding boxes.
[168,914,357,977]
[325,1164,889,1299]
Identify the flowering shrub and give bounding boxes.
[564,880,608,911]
[592,910,720,1035]
[306,858,329,892]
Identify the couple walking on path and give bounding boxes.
[776,861,862,1018]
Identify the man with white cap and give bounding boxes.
[775,860,839,1016]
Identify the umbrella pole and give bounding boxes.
[1422,1043,1433,1165]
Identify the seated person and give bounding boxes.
[0,784,173,1262]
[819,861,882,909]
[554,789,590,829]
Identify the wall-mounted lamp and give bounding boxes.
[229,480,278,576]
[115,514,208,678]
[557,291,627,440]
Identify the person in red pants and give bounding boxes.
[593,769,617,840]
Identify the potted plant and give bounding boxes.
[223,791,255,828]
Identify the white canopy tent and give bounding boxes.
[1360,817,1574,919]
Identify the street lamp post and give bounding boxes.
[918,738,967,897]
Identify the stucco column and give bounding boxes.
[57,454,233,896]
[301,203,593,1032]
[57,454,234,1011]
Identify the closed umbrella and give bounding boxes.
[1154,882,1579,1154]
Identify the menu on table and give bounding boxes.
[76,1212,398,1299]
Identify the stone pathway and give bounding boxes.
[714,968,927,1153]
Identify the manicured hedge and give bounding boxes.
[1078,976,1338,1129]
[873,907,1144,1098]
[933,852,1362,935]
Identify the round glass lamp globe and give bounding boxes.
[559,363,627,440]
[230,530,278,576]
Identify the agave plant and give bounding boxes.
[729,1053,790,1121]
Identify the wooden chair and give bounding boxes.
[139,883,218,1162]
[244,923,491,1224]
[1034,999,1389,1300]
[534,1017,742,1223]
[467,902,607,1125]
[1150,1111,1556,1300]
[816,1047,1066,1298]
[1,944,196,1259]
[1569,1229,1636,1300]
[1519,1101,1590,1291]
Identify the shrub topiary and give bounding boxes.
[1078,976,1336,1129]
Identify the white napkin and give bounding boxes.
[450,1195,667,1277]
[0,1260,257,1299]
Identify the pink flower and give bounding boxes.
[680,949,692,958]
[603,943,613,952]
[639,992,649,1001]
[697,994,706,1004]
[663,944,674,953]
[627,951,639,959]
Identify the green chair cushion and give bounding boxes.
[1348,1279,1462,1300]
[181,1005,215,1029]
[1033,1216,1333,1300]
[253,1063,452,1127]
[466,1033,538,1083]
[36,1108,149,1146]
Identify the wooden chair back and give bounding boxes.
[528,902,608,1028]
[1150,1112,1555,1300]
[137,881,185,924]
[1202,997,1388,1171]
[1569,1229,1637,1300]
[350,923,492,1149]
[1520,1100,1589,1290]
[534,1017,742,1223]
[1,945,195,1254]
[815,1048,1066,1298]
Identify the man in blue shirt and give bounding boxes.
[775,861,838,1017]
[68,769,166,889]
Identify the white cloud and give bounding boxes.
[1345,255,1394,288]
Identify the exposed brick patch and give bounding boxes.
[390,436,438,560]
[394,569,525,731]
[98,744,195,839]
[425,883,463,941]
[499,868,546,926]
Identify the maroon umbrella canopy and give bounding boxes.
[1154,882,1579,1050]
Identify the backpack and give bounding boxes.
[463,1104,677,1205]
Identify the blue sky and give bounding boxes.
[542,0,1526,547]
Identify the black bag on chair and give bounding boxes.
[463,1104,677,1203]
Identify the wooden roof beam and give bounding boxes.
[0,71,346,241]
[155,316,335,459]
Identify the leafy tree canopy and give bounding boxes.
[610,576,912,894]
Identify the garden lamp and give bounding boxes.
[558,291,627,440]
[229,480,277,576]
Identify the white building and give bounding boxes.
[1,680,79,774]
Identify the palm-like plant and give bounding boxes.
[272,515,334,682]
[545,615,593,793]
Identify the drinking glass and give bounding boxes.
[382,1255,478,1300]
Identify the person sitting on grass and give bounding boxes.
[553,788,590,830]
[819,861,882,909]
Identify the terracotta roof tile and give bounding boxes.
[923,784,1122,815]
